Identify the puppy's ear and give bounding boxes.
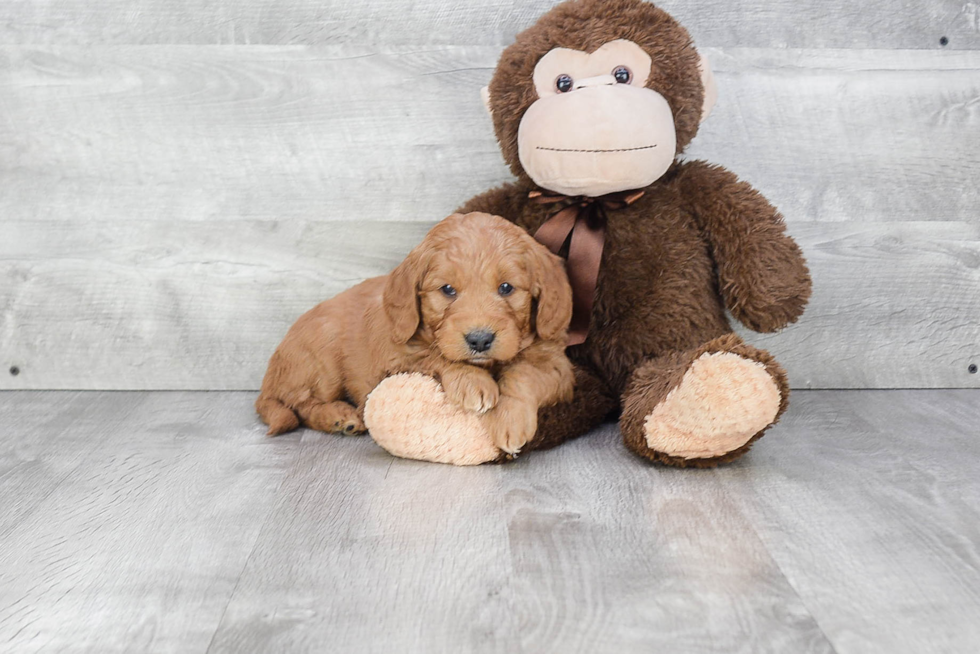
[529,239,573,341]
[383,247,425,343]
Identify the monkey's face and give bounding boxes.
[483,0,717,198]
[516,39,677,197]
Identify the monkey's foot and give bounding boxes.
[642,352,781,462]
[363,373,502,466]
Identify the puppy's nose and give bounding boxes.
[465,329,495,353]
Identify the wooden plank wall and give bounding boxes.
[0,1,978,390]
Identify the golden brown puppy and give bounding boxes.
[256,212,574,454]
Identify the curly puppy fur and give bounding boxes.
[458,0,812,465]
[256,212,575,454]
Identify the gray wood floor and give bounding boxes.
[1,389,978,653]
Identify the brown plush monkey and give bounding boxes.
[366,0,811,467]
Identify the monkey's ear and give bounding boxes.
[698,51,718,123]
[480,85,492,116]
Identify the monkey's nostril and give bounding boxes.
[465,329,496,353]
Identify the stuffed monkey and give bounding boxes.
[366,0,811,467]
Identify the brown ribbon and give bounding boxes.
[530,189,645,346]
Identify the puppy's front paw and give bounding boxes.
[443,369,500,414]
[484,397,537,455]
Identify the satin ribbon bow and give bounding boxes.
[530,189,645,346]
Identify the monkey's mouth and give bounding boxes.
[536,144,657,153]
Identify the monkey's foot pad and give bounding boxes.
[643,352,781,459]
[364,373,501,466]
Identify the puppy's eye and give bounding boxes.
[439,284,457,298]
[555,74,573,93]
[613,66,632,84]
[498,282,514,296]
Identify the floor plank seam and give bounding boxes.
[201,441,303,654]
[714,470,843,654]
[202,544,255,654]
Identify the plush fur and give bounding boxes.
[453,0,812,466]
[257,212,575,456]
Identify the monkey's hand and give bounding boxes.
[724,247,812,333]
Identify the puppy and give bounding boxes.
[256,212,574,454]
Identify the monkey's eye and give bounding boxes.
[613,66,632,84]
[440,284,457,298]
[555,74,573,93]
[498,282,514,297]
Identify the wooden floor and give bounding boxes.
[1,389,978,653]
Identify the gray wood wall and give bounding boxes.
[1,1,978,390]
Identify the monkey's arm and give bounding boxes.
[677,160,812,333]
